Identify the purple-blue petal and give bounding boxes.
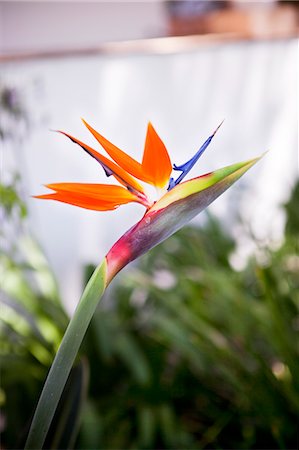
[168,121,224,190]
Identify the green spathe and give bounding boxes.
[106,156,261,282]
[152,157,260,211]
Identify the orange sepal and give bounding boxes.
[57,130,146,196]
[142,122,172,189]
[34,183,141,211]
[82,119,154,185]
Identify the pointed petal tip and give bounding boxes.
[81,117,96,133]
[33,184,54,198]
[244,151,267,166]
[33,193,52,200]
[261,150,269,158]
[212,119,225,136]
[81,117,88,127]
[54,129,69,137]
[44,183,58,190]
[49,128,64,135]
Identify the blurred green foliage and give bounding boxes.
[0,178,27,219]
[1,79,88,449]
[1,180,298,449]
[0,182,69,447]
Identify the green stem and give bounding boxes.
[25,259,107,450]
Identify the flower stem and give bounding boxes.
[25,259,107,450]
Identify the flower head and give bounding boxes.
[36,120,262,283]
[35,119,224,209]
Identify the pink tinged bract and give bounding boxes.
[106,157,260,283]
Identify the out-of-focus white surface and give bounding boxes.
[1,38,298,312]
[0,1,167,53]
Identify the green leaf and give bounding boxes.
[25,259,107,450]
[137,406,156,448]
[44,358,89,450]
[114,331,151,385]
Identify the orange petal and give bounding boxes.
[57,130,146,196]
[82,119,153,184]
[142,122,172,189]
[34,183,141,211]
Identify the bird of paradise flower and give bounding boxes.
[35,119,259,282]
[26,120,262,449]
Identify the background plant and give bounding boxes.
[0,80,82,449]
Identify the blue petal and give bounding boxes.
[168,121,224,190]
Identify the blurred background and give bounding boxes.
[1,1,298,449]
